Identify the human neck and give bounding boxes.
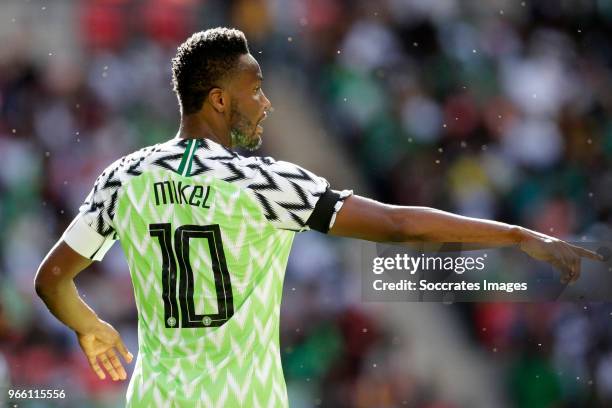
[176,112,231,148]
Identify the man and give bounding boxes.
[35,27,601,407]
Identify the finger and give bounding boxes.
[570,258,582,284]
[87,355,106,380]
[99,354,120,381]
[564,260,578,284]
[564,247,584,284]
[560,270,569,284]
[107,349,127,380]
[561,269,572,284]
[551,257,572,284]
[568,244,604,261]
[549,249,569,274]
[115,338,134,363]
[565,255,578,284]
[558,244,578,280]
[551,261,569,284]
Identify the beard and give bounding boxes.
[229,102,262,151]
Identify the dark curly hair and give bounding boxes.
[171,27,250,115]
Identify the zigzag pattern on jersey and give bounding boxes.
[167,138,329,231]
[80,140,210,237]
[82,144,164,237]
[82,137,330,237]
[116,171,291,407]
[246,161,326,231]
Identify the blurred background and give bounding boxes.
[1,0,612,407]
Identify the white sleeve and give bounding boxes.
[62,214,116,261]
[63,161,122,261]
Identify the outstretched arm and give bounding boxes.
[35,240,133,381]
[329,195,602,283]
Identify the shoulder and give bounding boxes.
[90,143,167,194]
[245,156,329,191]
[217,153,328,195]
[185,139,280,182]
[220,151,323,184]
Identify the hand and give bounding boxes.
[76,319,134,381]
[518,228,603,284]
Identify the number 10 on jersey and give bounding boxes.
[149,223,234,328]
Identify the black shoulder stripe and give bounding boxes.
[305,188,342,233]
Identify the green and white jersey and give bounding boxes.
[62,137,352,408]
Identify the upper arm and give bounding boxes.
[35,239,93,293]
[35,165,122,292]
[50,160,121,267]
[328,195,404,242]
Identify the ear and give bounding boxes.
[208,87,228,113]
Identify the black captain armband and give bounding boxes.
[306,188,343,233]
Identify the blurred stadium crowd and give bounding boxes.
[1,0,612,407]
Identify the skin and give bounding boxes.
[178,53,271,149]
[35,51,603,382]
[35,240,132,381]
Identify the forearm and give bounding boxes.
[396,206,526,245]
[35,279,101,335]
[330,196,529,246]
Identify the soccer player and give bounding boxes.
[34,27,601,407]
